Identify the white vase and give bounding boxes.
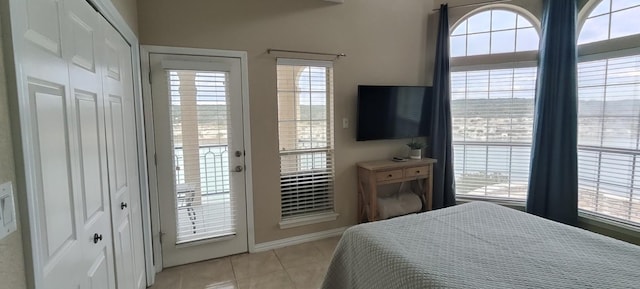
[409,149,422,160]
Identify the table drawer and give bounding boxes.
[376,169,403,182]
[404,166,429,178]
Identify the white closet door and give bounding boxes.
[101,16,147,289]
[9,0,117,288]
[64,1,117,288]
[8,0,145,288]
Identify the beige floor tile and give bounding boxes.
[200,280,239,289]
[149,266,182,289]
[230,250,284,279]
[181,258,236,289]
[152,239,340,289]
[285,261,329,289]
[310,236,341,260]
[236,270,295,289]
[274,242,325,270]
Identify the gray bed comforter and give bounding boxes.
[322,202,640,289]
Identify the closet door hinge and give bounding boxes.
[148,71,152,84]
[154,153,157,166]
[159,231,165,244]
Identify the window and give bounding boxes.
[277,59,335,220]
[579,0,640,45]
[451,9,539,57]
[578,0,640,225]
[451,8,540,200]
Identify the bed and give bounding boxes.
[322,202,640,289]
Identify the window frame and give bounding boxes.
[275,58,338,227]
[450,5,541,65]
[577,0,640,46]
[450,5,541,203]
[577,0,640,228]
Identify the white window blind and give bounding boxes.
[277,59,335,218]
[577,54,640,225]
[168,70,236,243]
[452,67,537,199]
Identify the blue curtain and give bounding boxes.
[527,0,578,225]
[429,4,456,209]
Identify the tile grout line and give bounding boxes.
[229,255,239,282]
[272,249,299,288]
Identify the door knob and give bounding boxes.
[121,202,128,210]
[93,233,103,244]
[234,165,244,172]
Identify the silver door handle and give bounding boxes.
[233,165,244,172]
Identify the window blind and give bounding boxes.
[168,70,236,243]
[277,59,335,218]
[451,67,537,199]
[577,54,640,225]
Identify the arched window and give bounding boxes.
[450,8,540,201]
[451,9,539,57]
[579,0,640,44]
[577,0,640,225]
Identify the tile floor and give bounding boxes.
[150,236,341,289]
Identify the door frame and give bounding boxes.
[1,0,154,287]
[140,45,255,273]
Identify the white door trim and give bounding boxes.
[140,45,255,273]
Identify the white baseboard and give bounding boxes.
[252,227,347,252]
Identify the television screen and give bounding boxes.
[357,85,432,141]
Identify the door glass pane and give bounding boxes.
[168,69,235,244]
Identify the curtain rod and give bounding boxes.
[432,0,512,11]
[267,48,346,58]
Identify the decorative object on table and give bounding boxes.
[406,139,426,160]
[391,156,408,162]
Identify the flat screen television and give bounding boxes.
[357,85,432,141]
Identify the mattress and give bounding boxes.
[322,201,640,289]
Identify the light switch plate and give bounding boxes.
[0,182,17,240]
[342,117,349,129]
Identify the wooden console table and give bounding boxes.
[357,158,437,223]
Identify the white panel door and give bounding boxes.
[150,53,248,267]
[9,0,145,288]
[63,0,116,288]
[101,17,147,289]
[9,0,117,288]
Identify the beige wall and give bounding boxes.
[0,14,28,289]
[111,0,139,34]
[138,0,434,243]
